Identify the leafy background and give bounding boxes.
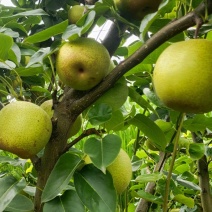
[0,0,212,211]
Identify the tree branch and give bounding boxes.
[69,0,212,116]
[34,1,212,211]
[192,132,212,212]
[135,152,167,212]
[63,128,105,153]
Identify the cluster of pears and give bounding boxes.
[153,39,212,114]
[84,148,132,194]
[0,101,52,159]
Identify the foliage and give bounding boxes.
[0,0,212,211]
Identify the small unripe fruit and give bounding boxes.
[68,5,86,24]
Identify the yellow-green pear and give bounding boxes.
[0,101,52,158]
[68,5,86,24]
[56,37,110,90]
[153,39,212,113]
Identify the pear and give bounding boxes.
[56,37,110,90]
[114,0,162,21]
[68,5,86,24]
[0,101,52,158]
[153,39,212,113]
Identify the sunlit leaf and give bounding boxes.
[10,9,48,18]
[24,20,68,43]
[0,33,13,60]
[135,173,162,183]
[174,194,194,208]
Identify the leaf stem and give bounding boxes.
[163,113,185,212]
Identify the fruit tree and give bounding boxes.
[0,0,212,212]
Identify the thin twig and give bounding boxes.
[62,128,105,153]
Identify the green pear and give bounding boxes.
[56,37,111,90]
[114,0,162,21]
[68,5,86,24]
[153,39,212,113]
[0,101,52,158]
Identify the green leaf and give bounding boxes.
[9,43,21,65]
[16,65,44,76]
[128,87,155,112]
[135,173,162,183]
[0,33,13,60]
[128,114,167,151]
[10,9,48,18]
[0,176,26,211]
[88,103,112,126]
[5,22,28,35]
[45,0,66,10]
[24,20,68,43]
[43,190,85,212]
[30,86,51,96]
[140,0,173,42]
[74,164,117,212]
[134,190,163,205]
[84,134,122,173]
[174,163,190,174]
[170,172,201,191]
[183,114,207,132]
[5,194,34,212]
[0,27,19,38]
[176,177,201,191]
[94,80,128,111]
[80,11,96,34]
[26,47,51,67]
[189,143,205,160]
[104,109,124,131]
[0,156,24,166]
[62,25,81,41]
[41,153,81,203]
[174,194,194,208]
